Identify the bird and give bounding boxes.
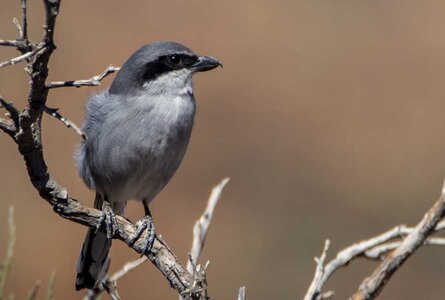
[74,41,221,291]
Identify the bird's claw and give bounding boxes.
[129,215,155,254]
[95,201,119,239]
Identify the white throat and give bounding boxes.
[143,69,193,98]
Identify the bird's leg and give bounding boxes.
[95,198,119,239]
[129,201,155,254]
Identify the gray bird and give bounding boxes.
[75,41,221,290]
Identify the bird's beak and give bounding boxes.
[191,56,222,72]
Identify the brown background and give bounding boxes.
[1,1,445,299]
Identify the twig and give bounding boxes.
[303,182,445,300]
[187,177,230,274]
[84,256,147,300]
[42,105,86,139]
[238,287,246,300]
[45,65,119,89]
[13,18,23,41]
[0,96,20,129]
[109,257,148,282]
[364,237,445,260]
[0,207,16,300]
[45,271,56,300]
[26,281,41,300]
[20,0,28,41]
[0,46,41,68]
[102,283,120,300]
[350,181,445,299]
[0,40,19,47]
[303,240,331,300]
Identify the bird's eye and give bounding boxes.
[168,55,181,65]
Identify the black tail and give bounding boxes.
[75,193,111,290]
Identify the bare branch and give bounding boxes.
[0,96,20,128]
[304,190,445,300]
[20,0,28,41]
[0,40,20,47]
[304,181,445,300]
[13,18,23,41]
[187,177,230,274]
[238,287,246,300]
[0,46,41,68]
[95,257,148,300]
[45,271,56,300]
[109,257,148,282]
[364,237,445,260]
[42,105,85,139]
[26,281,41,300]
[303,240,331,300]
[0,207,16,299]
[351,181,445,300]
[46,65,119,89]
[0,118,15,138]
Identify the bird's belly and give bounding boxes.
[130,136,189,202]
[102,115,193,204]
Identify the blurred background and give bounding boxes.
[1,0,445,299]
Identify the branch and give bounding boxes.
[45,271,56,300]
[0,207,16,299]
[19,0,28,41]
[364,237,445,260]
[187,177,230,273]
[45,65,119,89]
[84,256,148,300]
[0,40,20,47]
[303,183,445,300]
[238,287,246,300]
[42,105,85,139]
[304,240,332,300]
[0,46,41,68]
[26,281,41,300]
[351,181,445,299]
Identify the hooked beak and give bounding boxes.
[191,56,222,72]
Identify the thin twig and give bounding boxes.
[238,287,246,300]
[26,281,41,300]
[0,40,19,47]
[0,46,41,68]
[45,65,119,89]
[303,240,331,300]
[20,0,28,41]
[13,18,23,41]
[351,181,445,300]
[45,271,56,300]
[304,182,445,300]
[84,257,147,300]
[109,257,148,282]
[102,283,120,300]
[0,96,20,129]
[364,237,445,260]
[42,105,86,139]
[0,118,15,138]
[0,207,16,299]
[187,178,230,274]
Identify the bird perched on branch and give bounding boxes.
[75,41,221,290]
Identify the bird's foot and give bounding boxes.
[129,215,155,254]
[95,201,119,239]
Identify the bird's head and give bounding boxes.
[109,41,221,96]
